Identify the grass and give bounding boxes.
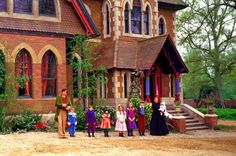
[197,108,236,120]
[214,125,236,131]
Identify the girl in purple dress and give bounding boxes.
[126,101,137,136]
[86,105,97,137]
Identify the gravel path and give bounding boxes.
[0,130,236,156]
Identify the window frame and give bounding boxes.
[41,51,57,98]
[0,0,61,22]
[15,49,33,98]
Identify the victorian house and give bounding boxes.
[87,0,189,107]
[0,0,188,113]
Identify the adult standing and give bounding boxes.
[150,97,169,136]
[55,88,72,138]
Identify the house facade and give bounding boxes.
[0,0,99,114]
[83,0,188,107]
[0,0,188,113]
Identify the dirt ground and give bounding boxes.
[0,130,236,156]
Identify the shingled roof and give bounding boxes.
[158,0,188,10]
[94,35,188,73]
[0,0,99,37]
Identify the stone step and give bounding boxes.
[170,113,189,116]
[186,119,199,123]
[184,116,194,119]
[186,125,209,131]
[186,122,205,127]
[168,110,184,113]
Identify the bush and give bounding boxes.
[0,107,12,134]
[75,107,86,130]
[12,110,42,132]
[197,108,236,120]
[75,104,116,130]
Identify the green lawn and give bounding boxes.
[197,108,236,120]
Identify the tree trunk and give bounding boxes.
[215,72,225,108]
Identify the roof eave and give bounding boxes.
[158,2,188,10]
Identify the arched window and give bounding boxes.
[39,0,56,17]
[0,51,5,95]
[131,0,142,34]
[144,6,150,35]
[103,2,111,37]
[42,51,57,97]
[124,3,130,33]
[14,0,32,14]
[105,4,110,35]
[124,73,128,98]
[0,0,7,12]
[15,49,32,97]
[159,17,165,35]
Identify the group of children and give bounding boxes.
[67,101,147,138]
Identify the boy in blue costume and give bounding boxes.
[68,107,77,137]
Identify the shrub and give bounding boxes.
[34,121,49,131]
[75,104,116,130]
[12,110,42,132]
[75,107,87,130]
[197,108,236,120]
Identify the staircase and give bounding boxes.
[168,109,209,131]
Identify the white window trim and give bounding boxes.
[0,0,61,23]
[102,0,112,38]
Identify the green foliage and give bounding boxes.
[144,104,152,128]
[197,108,236,120]
[12,110,42,132]
[128,71,144,102]
[68,35,107,108]
[75,107,87,130]
[214,125,236,132]
[132,97,141,108]
[75,102,116,130]
[177,0,236,107]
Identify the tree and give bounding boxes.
[68,36,107,109]
[221,0,236,9]
[177,0,236,108]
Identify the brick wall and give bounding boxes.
[0,32,67,114]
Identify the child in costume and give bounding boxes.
[100,107,111,137]
[126,101,137,136]
[115,105,127,137]
[137,101,146,136]
[86,105,97,137]
[68,107,77,137]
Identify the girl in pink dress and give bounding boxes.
[115,105,127,137]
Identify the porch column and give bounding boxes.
[145,70,151,102]
[141,77,145,101]
[175,72,181,101]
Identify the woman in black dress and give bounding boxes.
[150,97,169,136]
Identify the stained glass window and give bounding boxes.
[131,0,142,34]
[144,6,150,35]
[39,0,56,17]
[42,51,57,97]
[0,0,7,12]
[124,3,129,33]
[105,4,110,35]
[14,0,32,14]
